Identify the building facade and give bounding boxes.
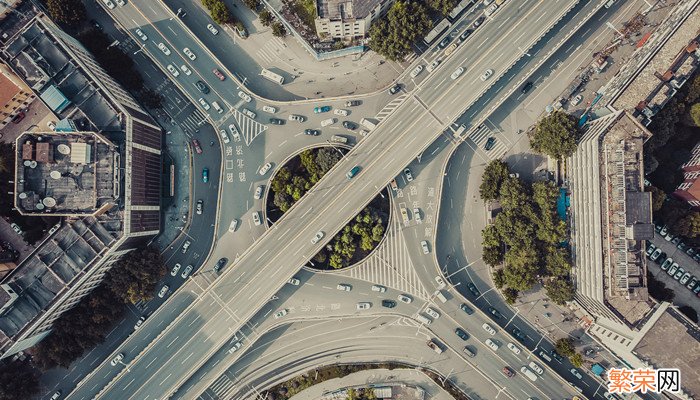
[673,141,700,208]
[0,13,161,359]
[315,0,394,39]
[0,62,34,128]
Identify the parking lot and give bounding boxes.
[647,229,700,318]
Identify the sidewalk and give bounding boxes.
[290,368,451,400]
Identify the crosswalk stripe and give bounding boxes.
[232,110,267,146]
[466,125,508,160]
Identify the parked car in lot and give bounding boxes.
[345,100,360,107]
[242,108,257,119]
[314,105,331,113]
[680,272,691,285]
[381,299,396,308]
[214,258,228,272]
[171,263,181,276]
[649,248,662,261]
[458,29,473,43]
[269,118,285,125]
[252,211,262,226]
[398,294,412,303]
[667,263,679,276]
[425,307,440,319]
[686,276,698,290]
[674,268,685,280]
[289,114,305,122]
[238,91,252,102]
[455,328,470,340]
[158,285,169,298]
[181,264,193,279]
[262,105,277,113]
[660,257,673,271]
[10,223,22,235]
[410,65,424,78]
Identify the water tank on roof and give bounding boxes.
[57,144,70,155]
[43,197,56,208]
[50,171,61,179]
[18,192,27,199]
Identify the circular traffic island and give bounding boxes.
[266,146,389,270]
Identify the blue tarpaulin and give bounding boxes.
[591,363,605,376]
[40,85,71,113]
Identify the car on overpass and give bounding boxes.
[346,166,361,179]
[202,168,209,183]
[213,69,226,81]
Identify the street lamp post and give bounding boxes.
[325,140,345,158]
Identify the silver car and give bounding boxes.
[480,69,494,81]
[181,264,193,279]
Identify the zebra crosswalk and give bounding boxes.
[466,124,509,160]
[209,373,237,400]
[255,37,286,65]
[180,109,208,134]
[231,110,267,146]
[375,94,409,121]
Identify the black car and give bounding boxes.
[455,328,470,341]
[304,129,320,136]
[511,327,526,343]
[552,351,565,362]
[466,282,481,297]
[345,100,361,107]
[458,29,473,42]
[269,118,285,125]
[381,300,396,308]
[488,306,503,319]
[473,16,485,28]
[195,81,210,94]
[388,84,401,95]
[521,81,533,93]
[342,121,357,130]
[485,137,496,150]
[460,303,474,315]
[438,36,451,49]
[214,257,228,272]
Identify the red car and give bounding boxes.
[192,139,203,154]
[502,367,515,378]
[11,112,25,124]
[213,69,225,81]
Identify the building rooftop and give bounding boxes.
[14,132,119,216]
[317,0,383,20]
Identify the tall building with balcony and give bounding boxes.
[315,0,394,39]
[0,13,161,359]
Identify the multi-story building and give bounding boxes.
[315,0,394,39]
[0,13,161,359]
[0,62,34,128]
[673,141,700,208]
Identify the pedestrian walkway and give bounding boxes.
[375,94,409,121]
[179,109,208,135]
[209,373,237,400]
[466,124,508,160]
[340,214,430,301]
[231,110,268,146]
[255,37,287,65]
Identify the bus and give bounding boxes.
[260,68,284,84]
[423,18,450,45]
[448,0,475,21]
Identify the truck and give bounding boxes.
[434,290,448,303]
[520,366,538,381]
[427,339,444,354]
[330,135,348,144]
[360,118,377,130]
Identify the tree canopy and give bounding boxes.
[47,0,86,26]
[426,0,459,15]
[272,22,287,37]
[368,1,432,61]
[675,211,700,238]
[0,359,39,400]
[479,160,510,201]
[530,111,580,159]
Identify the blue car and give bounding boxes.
[202,167,209,183]
[314,106,331,113]
[346,165,361,179]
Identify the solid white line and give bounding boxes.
[181,352,194,365]
[159,373,173,386]
[166,336,179,348]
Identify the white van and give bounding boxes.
[538,350,552,362]
[604,0,615,8]
[415,314,432,325]
[360,118,377,130]
[212,101,224,114]
[330,135,347,144]
[520,366,538,382]
[434,290,447,303]
[321,118,336,127]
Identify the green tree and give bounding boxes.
[675,211,700,238]
[368,1,432,61]
[503,246,539,291]
[545,277,575,305]
[498,177,529,210]
[259,9,274,26]
[689,103,700,127]
[105,246,166,304]
[479,159,510,201]
[242,0,259,9]
[492,269,505,288]
[544,247,571,278]
[210,1,232,24]
[555,338,575,357]
[531,111,580,159]
[47,0,86,26]
[503,287,518,304]
[0,359,40,400]
[648,185,666,213]
[272,22,287,37]
[427,0,458,15]
[482,245,504,266]
[569,353,584,368]
[481,225,501,248]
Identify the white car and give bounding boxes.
[427,59,440,72]
[102,0,116,9]
[421,240,430,254]
[10,223,22,235]
[259,162,272,175]
[262,105,277,113]
[198,98,210,110]
[170,263,181,276]
[410,65,424,78]
[227,342,242,354]
[158,285,169,298]
[157,42,171,55]
[181,265,193,279]
[254,185,264,200]
[274,309,288,319]
[480,69,494,81]
[166,64,180,77]
[181,240,191,253]
[219,129,230,144]
[371,285,386,293]
[571,94,584,106]
[435,275,446,287]
[337,284,352,291]
[529,361,544,375]
[485,338,499,351]
[413,208,422,224]
[134,316,146,330]
[398,294,412,303]
[242,108,256,119]
[482,323,496,335]
[311,231,325,244]
[321,118,336,127]
[451,67,464,80]
[485,3,498,16]
[47,121,57,131]
[252,211,261,226]
[356,302,372,310]
[425,307,440,319]
[228,219,238,232]
[180,65,192,76]
[228,124,242,142]
[507,342,521,355]
[238,91,252,103]
[288,114,305,122]
[183,47,196,60]
[135,28,147,41]
[114,0,125,6]
[207,24,219,35]
[334,109,349,116]
[288,277,301,285]
[570,368,583,379]
[110,353,124,366]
